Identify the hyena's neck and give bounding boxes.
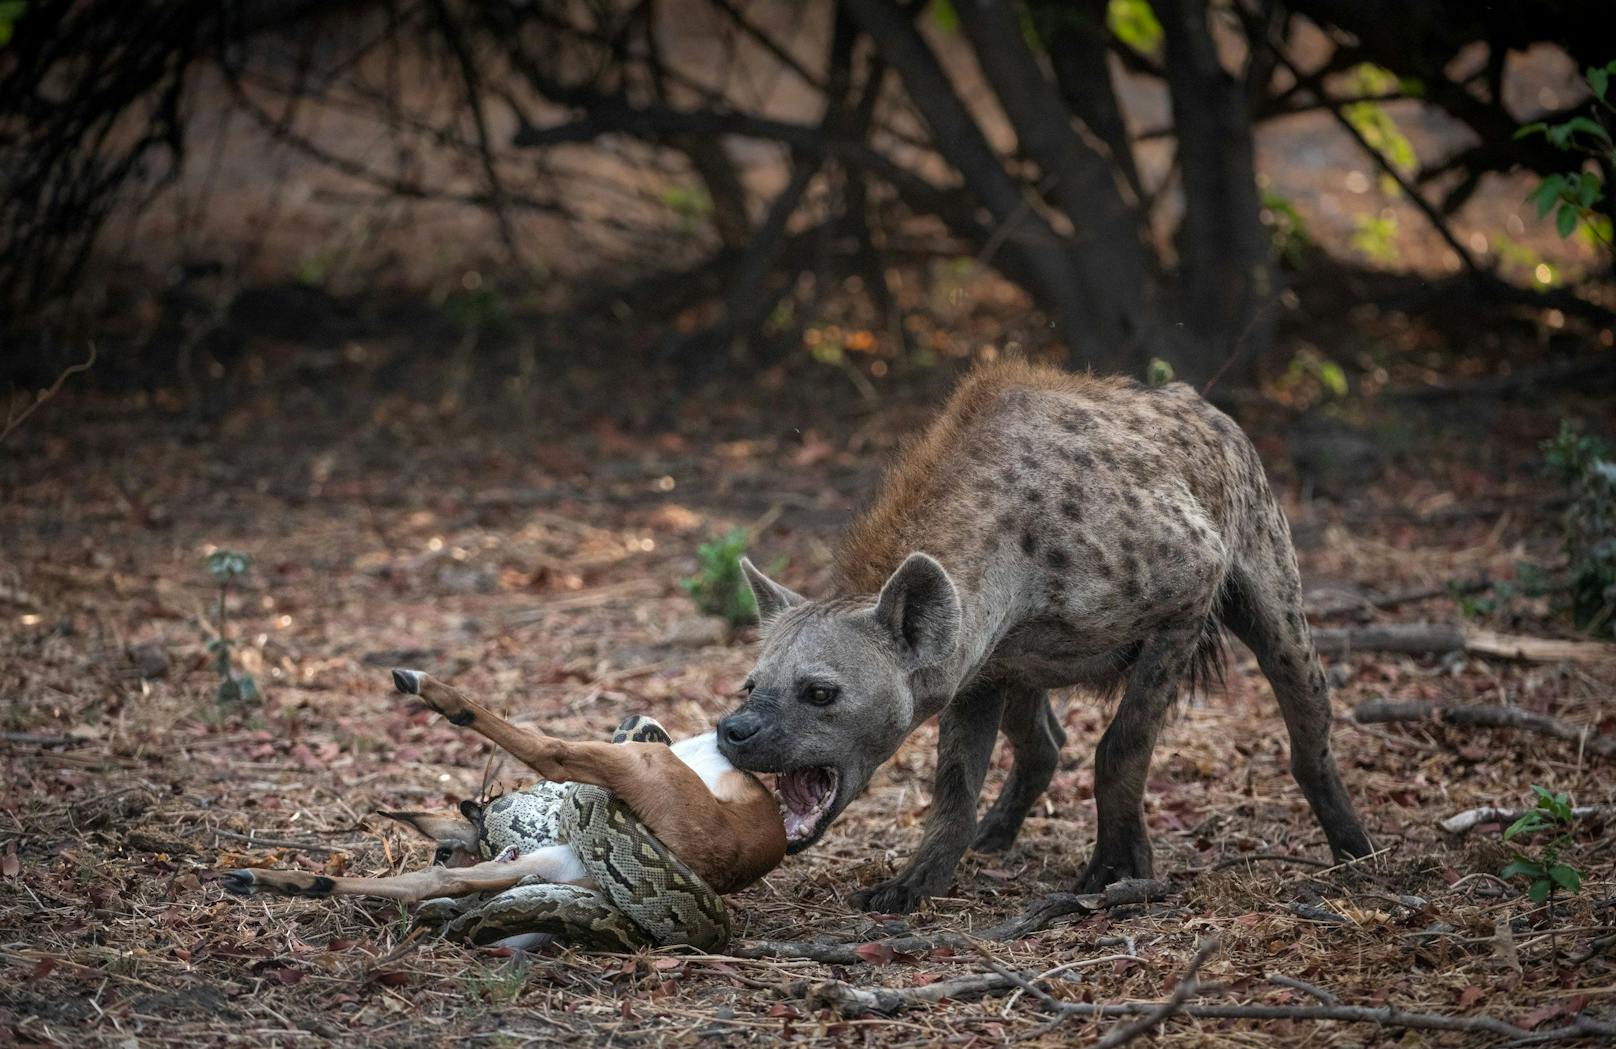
[910,557,1032,723]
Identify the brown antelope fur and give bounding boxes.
[720,360,1374,914]
[223,673,785,904]
[404,673,785,894]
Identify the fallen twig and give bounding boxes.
[1440,805,1616,835]
[1267,973,1340,1005]
[1314,624,1615,665]
[794,970,1616,1043]
[1080,937,1220,1048]
[1306,580,1493,619]
[0,343,96,444]
[1188,851,1334,873]
[210,829,358,855]
[1355,699,1615,760]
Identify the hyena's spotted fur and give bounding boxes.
[721,361,1373,913]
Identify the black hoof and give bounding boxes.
[219,869,258,895]
[392,668,423,695]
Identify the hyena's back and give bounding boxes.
[835,363,1294,642]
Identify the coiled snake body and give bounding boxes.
[436,716,730,952]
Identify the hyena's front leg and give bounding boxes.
[974,685,1063,853]
[850,679,1004,913]
[219,845,588,903]
[1079,625,1201,892]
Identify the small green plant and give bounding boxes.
[460,959,529,1004]
[681,530,756,627]
[206,550,260,704]
[1500,786,1582,907]
[1144,357,1174,387]
[1543,422,1616,636]
[1517,61,1616,253]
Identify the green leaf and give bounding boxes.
[1501,858,1545,881]
[1107,0,1162,56]
[217,678,242,704]
[1591,66,1610,103]
[1316,360,1348,398]
[928,0,957,32]
[1504,813,1547,840]
[1145,358,1175,387]
[237,675,262,704]
[1515,121,1548,140]
[1556,204,1579,238]
[1559,116,1613,147]
[1548,863,1582,892]
[1528,878,1552,904]
[1530,176,1565,218]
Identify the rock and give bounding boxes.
[128,642,170,680]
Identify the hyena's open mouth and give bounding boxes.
[765,767,839,846]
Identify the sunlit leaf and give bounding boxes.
[1548,863,1581,891]
[1107,0,1162,55]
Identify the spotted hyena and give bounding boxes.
[720,361,1374,913]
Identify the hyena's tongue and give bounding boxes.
[774,767,838,843]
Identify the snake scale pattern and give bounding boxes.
[435,715,731,952]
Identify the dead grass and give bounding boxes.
[2,373,1613,1047]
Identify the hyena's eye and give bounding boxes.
[740,678,756,695]
[802,684,839,706]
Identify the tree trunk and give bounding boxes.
[1029,0,1144,207]
[1156,0,1275,382]
[842,0,1097,345]
[952,0,1152,368]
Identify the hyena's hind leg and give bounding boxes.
[973,686,1065,853]
[1224,506,1374,862]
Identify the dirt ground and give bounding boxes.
[2,339,1613,1046]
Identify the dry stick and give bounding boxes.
[0,343,96,444]
[796,974,1616,1043]
[1266,973,1340,1005]
[1315,623,1616,665]
[1355,699,1616,760]
[1079,936,1221,1049]
[1265,48,1479,276]
[210,829,353,855]
[1441,805,1616,835]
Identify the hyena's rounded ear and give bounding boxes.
[873,552,961,670]
[741,557,805,625]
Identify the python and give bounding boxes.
[218,669,788,949]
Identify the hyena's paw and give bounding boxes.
[1075,838,1153,894]
[849,867,951,914]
